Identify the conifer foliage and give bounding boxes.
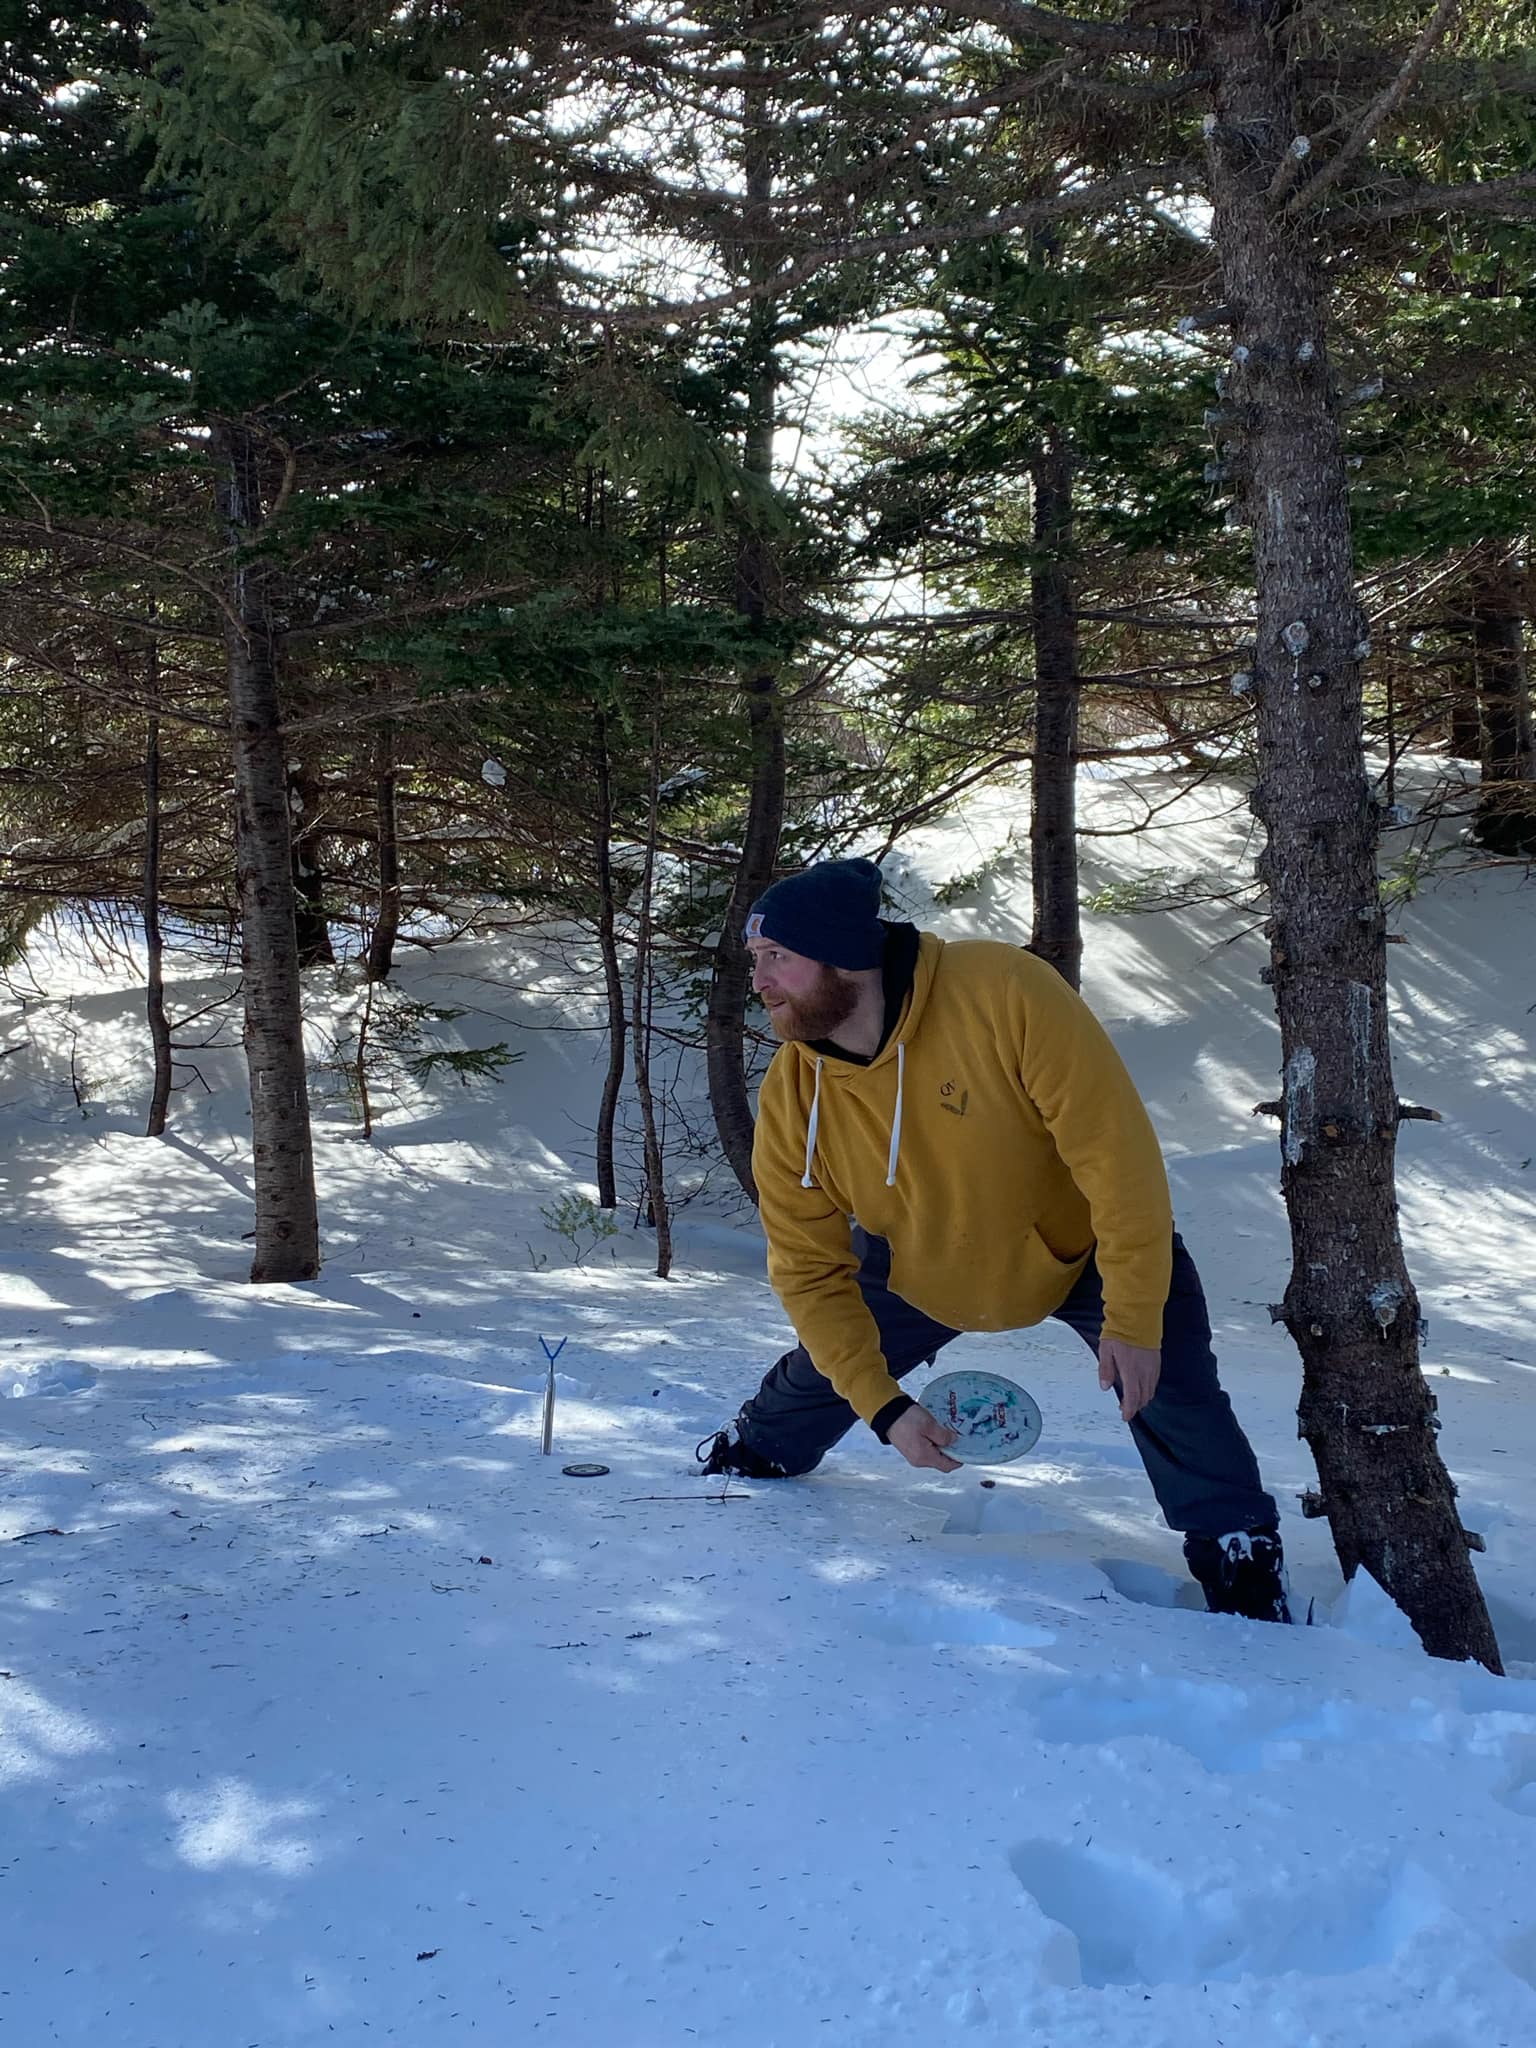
[4,0,1534,1659]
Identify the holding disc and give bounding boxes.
[919,1370,1042,1465]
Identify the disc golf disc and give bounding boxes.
[919,1370,1042,1465]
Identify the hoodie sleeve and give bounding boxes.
[1009,953,1173,1351]
[752,1057,904,1425]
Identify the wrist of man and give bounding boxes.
[1100,1308,1164,1353]
[871,1394,916,1443]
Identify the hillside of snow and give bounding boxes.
[3,760,1536,2047]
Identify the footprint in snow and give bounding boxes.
[1022,1671,1447,1774]
[860,1592,1054,1650]
[1009,1835,1440,1987]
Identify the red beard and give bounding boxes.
[765,966,860,1042]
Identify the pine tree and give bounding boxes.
[1,5,598,1271]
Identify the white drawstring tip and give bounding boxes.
[801,1057,824,1191]
[884,1042,906,1186]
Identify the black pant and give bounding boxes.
[737,1229,1277,1538]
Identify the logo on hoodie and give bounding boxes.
[939,1080,969,1117]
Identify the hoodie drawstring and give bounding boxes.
[885,1041,905,1187]
[800,1041,906,1191]
[801,1057,824,1188]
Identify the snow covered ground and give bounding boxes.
[3,764,1536,2047]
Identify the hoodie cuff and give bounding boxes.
[871,1394,916,1444]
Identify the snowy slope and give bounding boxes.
[3,763,1536,2048]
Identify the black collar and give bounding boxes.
[810,922,921,1067]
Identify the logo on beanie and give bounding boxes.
[745,913,765,938]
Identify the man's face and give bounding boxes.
[748,936,859,1042]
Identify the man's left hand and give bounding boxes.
[1099,1339,1161,1423]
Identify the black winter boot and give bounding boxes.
[1184,1526,1292,1623]
[695,1428,789,1480]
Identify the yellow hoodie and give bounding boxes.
[752,935,1173,1425]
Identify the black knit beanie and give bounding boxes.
[745,858,886,970]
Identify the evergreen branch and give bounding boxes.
[779,0,1183,60]
[0,590,226,646]
[0,516,248,641]
[1360,169,1536,222]
[275,681,498,738]
[1285,0,1462,218]
[1365,52,1536,109]
[869,751,1027,859]
[861,603,1253,633]
[284,578,546,647]
[0,634,227,730]
[582,163,1193,328]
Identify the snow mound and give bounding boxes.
[1330,1565,1425,1653]
[6,1361,97,1399]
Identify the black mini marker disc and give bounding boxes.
[561,1462,610,1478]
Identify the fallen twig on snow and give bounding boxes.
[618,1493,751,1504]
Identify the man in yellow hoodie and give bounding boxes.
[698,857,1290,1622]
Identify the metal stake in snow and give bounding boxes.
[538,1336,567,1455]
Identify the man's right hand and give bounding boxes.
[887,1404,962,1472]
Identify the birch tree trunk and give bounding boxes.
[1199,0,1498,1668]
[212,418,320,1283]
[1029,430,1083,990]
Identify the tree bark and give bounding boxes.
[705,669,784,1202]
[352,966,377,1142]
[705,57,785,1203]
[593,711,627,1210]
[1199,0,1498,1669]
[1029,429,1083,989]
[212,418,321,1284]
[364,719,401,982]
[633,704,672,1277]
[1471,551,1536,858]
[1447,646,1482,765]
[143,651,174,1138]
[288,763,334,967]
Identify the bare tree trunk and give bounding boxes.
[288,763,335,967]
[143,647,173,1138]
[593,711,627,1210]
[1200,0,1497,1669]
[1471,550,1536,858]
[352,966,377,1142]
[1029,429,1082,990]
[364,719,401,982]
[632,704,672,1277]
[212,418,320,1284]
[706,670,784,1201]
[705,45,786,1203]
[1447,643,1482,764]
